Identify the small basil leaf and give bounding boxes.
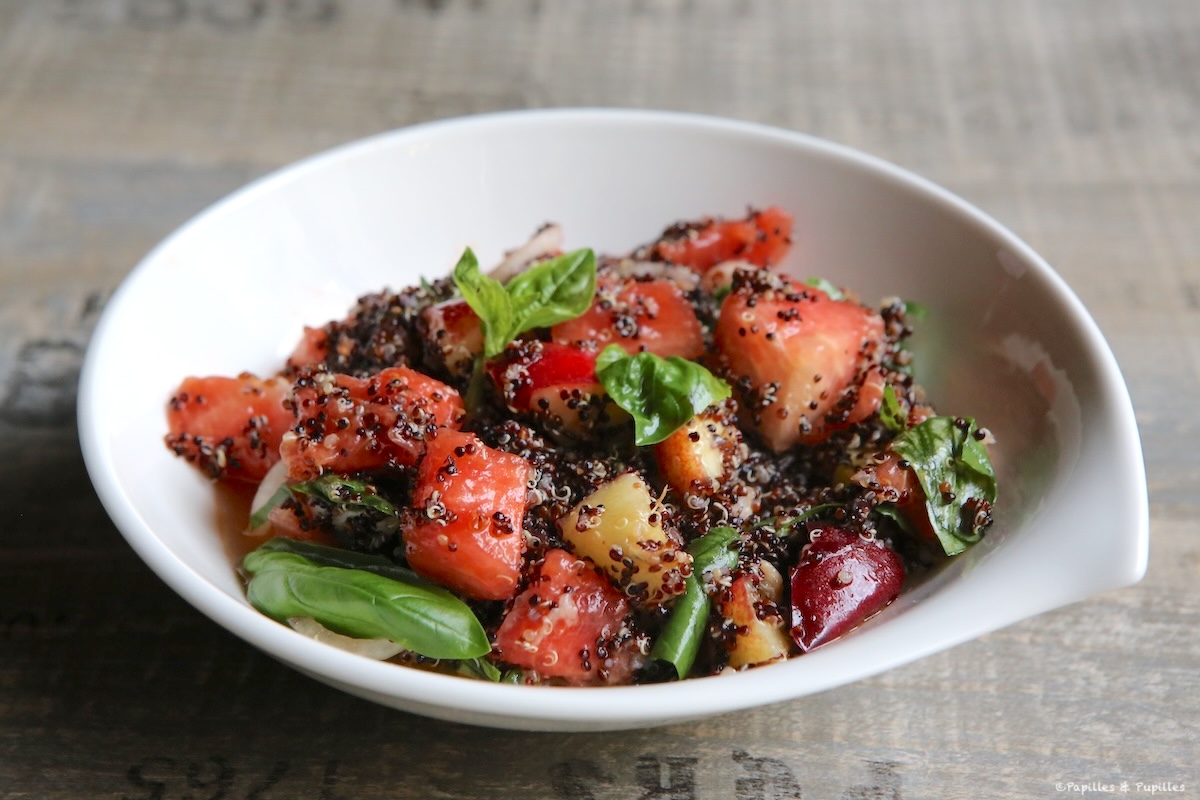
[805,276,846,300]
[961,429,995,478]
[453,247,516,358]
[290,474,399,518]
[243,548,491,660]
[889,416,997,556]
[505,248,597,332]
[903,299,929,320]
[457,657,503,682]
[595,345,732,446]
[879,384,907,432]
[650,526,741,679]
[252,476,399,536]
[285,474,397,518]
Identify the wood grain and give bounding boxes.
[1,2,1197,798]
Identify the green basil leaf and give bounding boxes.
[903,299,928,320]
[456,657,503,682]
[290,474,399,517]
[251,537,428,587]
[505,248,597,332]
[453,247,517,358]
[595,345,732,446]
[452,246,597,358]
[889,416,997,556]
[879,384,906,432]
[250,475,398,533]
[242,548,491,660]
[650,526,741,680]
[961,429,995,478]
[805,276,845,300]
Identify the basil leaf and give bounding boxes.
[960,428,995,478]
[903,299,928,320]
[249,475,398,533]
[242,548,490,660]
[453,248,516,358]
[889,416,997,556]
[595,345,732,446]
[879,384,906,432]
[650,526,740,679]
[452,246,597,358]
[251,537,428,587]
[457,657,503,682]
[505,248,597,332]
[805,276,845,300]
[291,474,399,518]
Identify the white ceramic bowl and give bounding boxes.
[78,109,1148,731]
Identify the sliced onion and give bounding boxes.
[287,617,406,660]
[247,459,289,535]
[609,258,702,291]
[488,223,564,282]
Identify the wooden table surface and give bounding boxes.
[2,2,1197,798]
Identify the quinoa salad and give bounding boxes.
[164,207,996,686]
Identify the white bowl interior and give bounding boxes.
[79,109,1148,730]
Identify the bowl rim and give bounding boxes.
[78,107,1149,729]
